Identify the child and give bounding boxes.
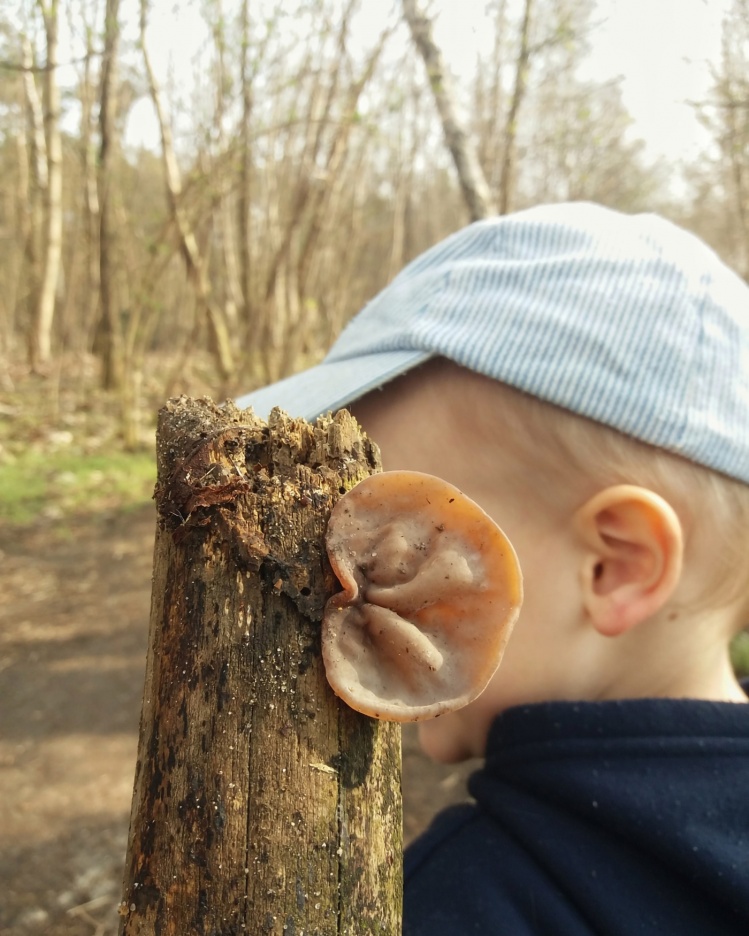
[237,203,749,934]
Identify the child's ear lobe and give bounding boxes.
[574,485,684,638]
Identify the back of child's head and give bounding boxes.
[445,363,749,623]
[237,201,749,627]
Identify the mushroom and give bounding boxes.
[322,470,523,721]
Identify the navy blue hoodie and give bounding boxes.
[404,696,749,934]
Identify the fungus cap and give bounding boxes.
[322,470,523,721]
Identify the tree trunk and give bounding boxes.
[119,398,402,936]
[402,0,495,221]
[20,35,45,363]
[239,0,252,309]
[498,0,534,215]
[210,0,243,329]
[140,0,235,385]
[80,25,101,353]
[7,98,30,356]
[98,0,123,389]
[31,2,63,369]
[476,0,508,197]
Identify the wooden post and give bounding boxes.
[119,397,402,936]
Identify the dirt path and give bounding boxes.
[0,505,475,935]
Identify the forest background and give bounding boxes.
[2,1,749,933]
[2,0,749,447]
[5,0,749,443]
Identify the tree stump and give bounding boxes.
[119,397,402,936]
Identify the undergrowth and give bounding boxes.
[0,447,155,525]
[0,357,160,527]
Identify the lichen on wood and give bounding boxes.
[119,396,402,936]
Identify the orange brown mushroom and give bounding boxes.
[322,470,523,722]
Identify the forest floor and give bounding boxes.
[0,378,477,935]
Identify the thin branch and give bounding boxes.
[0,52,94,72]
[402,0,495,220]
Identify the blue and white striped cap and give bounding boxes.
[236,202,749,484]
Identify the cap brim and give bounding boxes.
[235,349,432,421]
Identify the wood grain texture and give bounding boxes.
[119,397,402,936]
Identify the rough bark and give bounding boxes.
[402,0,495,221]
[119,398,402,936]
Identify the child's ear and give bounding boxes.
[573,485,683,637]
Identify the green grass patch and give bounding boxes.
[731,631,749,679]
[0,447,156,526]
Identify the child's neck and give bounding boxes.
[582,608,748,704]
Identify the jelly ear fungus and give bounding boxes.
[323,470,523,722]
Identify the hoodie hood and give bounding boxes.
[405,695,749,935]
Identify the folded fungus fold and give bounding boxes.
[322,470,523,721]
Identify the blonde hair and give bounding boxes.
[460,366,749,624]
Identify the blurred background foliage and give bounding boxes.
[2,1,748,433]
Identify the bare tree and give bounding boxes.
[698,0,749,277]
[238,0,255,347]
[80,1,101,353]
[0,0,688,411]
[19,32,46,364]
[98,0,123,390]
[30,0,62,369]
[498,0,534,214]
[139,0,235,384]
[386,55,422,279]
[5,93,28,359]
[474,0,509,194]
[657,0,749,275]
[253,0,396,381]
[206,0,242,330]
[402,0,495,221]
[524,76,663,211]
